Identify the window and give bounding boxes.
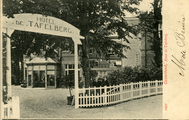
[65,64,80,77]
[28,66,32,70]
[47,65,55,70]
[69,65,72,69]
[135,51,141,65]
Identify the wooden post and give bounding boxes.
[155,80,158,94]
[130,82,133,99]
[4,28,14,98]
[89,87,90,105]
[148,81,150,96]
[104,86,107,105]
[139,81,142,98]
[83,87,85,106]
[94,86,96,105]
[100,86,101,104]
[91,94,94,107]
[12,96,20,118]
[74,42,79,108]
[120,84,123,101]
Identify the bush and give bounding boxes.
[105,66,162,85]
[92,78,109,87]
[62,73,83,96]
[62,73,75,96]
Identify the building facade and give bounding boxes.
[24,17,159,88]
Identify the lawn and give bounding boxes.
[12,85,163,118]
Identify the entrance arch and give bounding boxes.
[3,13,84,108]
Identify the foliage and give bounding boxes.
[90,70,98,84]
[3,0,142,87]
[62,73,85,96]
[92,78,110,87]
[105,66,162,85]
[62,73,74,96]
[137,0,162,68]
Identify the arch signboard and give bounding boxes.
[3,13,83,108]
[3,13,83,43]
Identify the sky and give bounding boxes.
[125,0,154,17]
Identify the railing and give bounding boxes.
[2,96,20,118]
[77,80,163,108]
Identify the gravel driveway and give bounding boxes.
[12,85,162,118]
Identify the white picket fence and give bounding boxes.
[77,80,163,108]
[2,96,20,118]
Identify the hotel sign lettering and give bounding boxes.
[16,17,72,33]
[3,14,82,40]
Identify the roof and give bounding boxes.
[99,61,109,65]
[26,57,59,64]
[91,67,118,71]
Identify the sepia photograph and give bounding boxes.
[1,0,188,119]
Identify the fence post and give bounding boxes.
[104,86,107,105]
[155,80,158,95]
[12,97,15,118]
[11,96,20,118]
[86,94,88,107]
[100,86,101,104]
[120,84,123,101]
[130,82,133,99]
[94,86,96,106]
[91,94,94,107]
[97,93,99,106]
[139,81,142,98]
[148,81,150,96]
[7,100,10,118]
[83,87,85,107]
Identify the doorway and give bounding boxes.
[33,71,45,87]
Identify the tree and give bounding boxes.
[137,0,162,68]
[3,0,142,87]
[152,0,162,68]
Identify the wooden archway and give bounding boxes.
[3,13,84,108]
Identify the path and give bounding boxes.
[12,85,162,118]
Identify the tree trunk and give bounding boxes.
[15,57,20,85]
[153,0,162,68]
[20,58,24,82]
[82,33,91,88]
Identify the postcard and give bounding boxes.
[1,0,189,119]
